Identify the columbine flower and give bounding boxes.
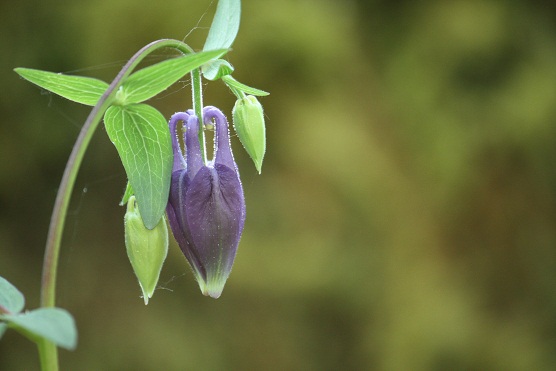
[166,107,245,298]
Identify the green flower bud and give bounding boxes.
[124,196,168,305]
[232,95,266,174]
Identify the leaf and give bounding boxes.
[0,276,25,314]
[202,59,234,81]
[104,104,172,229]
[14,68,108,106]
[203,0,241,51]
[121,49,227,104]
[222,75,269,96]
[2,308,77,350]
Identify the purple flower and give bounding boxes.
[166,107,245,298]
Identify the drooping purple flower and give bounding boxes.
[166,107,245,298]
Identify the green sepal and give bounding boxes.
[14,68,108,106]
[120,181,134,206]
[222,75,269,97]
[232,95,266,173]
[202,59,234,81]
[124,196,169,305]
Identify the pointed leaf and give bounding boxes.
[14,68,108,106]
[104,104,172,229]
[202,59,234,81]
[2,308,77,350]
[121,49,227,104]
[203,0,241,51]
[0,276,25,314]
[222,75,269,96]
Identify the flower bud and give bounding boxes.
[124,196,168,304]
[232,95,266,174]
[166,107,245,299]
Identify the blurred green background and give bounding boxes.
[2,0,556,369]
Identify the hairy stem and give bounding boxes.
[191,68,207,162]
[38,38,194,371]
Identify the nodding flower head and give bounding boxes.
[166,107,245,298]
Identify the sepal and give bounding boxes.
[202,59,234,81]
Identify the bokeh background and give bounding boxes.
[2,0,556,369]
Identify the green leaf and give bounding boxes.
[0,276,25,314]
[104,104,172,229]
[202,59,234,81]
[14,68,108,106]
[120,181,134,206]
[2,308,77,350]
[121,49,227,104]
[222,75,269,96]
[203,0,241,51]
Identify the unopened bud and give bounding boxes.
[124,196,168,304]
[232,95,266,174]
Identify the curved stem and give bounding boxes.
[37,38,195,371]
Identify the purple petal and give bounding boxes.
[166,107,247,299]
[203,106,236,170]
[185,164,245,298]
[184,114,203,178]
[168,112,189,171]
[166,170,206,281]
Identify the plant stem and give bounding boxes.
[191,68,207,162]
[37,38,194,371]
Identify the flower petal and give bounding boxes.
[184,114,203,178]
[166,170,207,282]
[168,112,189,171]
[203,106,236,170]
[185,164,245,298]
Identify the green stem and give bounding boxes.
[191,68,207,162]
[37,38,194,371]
[38,341,58,371]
